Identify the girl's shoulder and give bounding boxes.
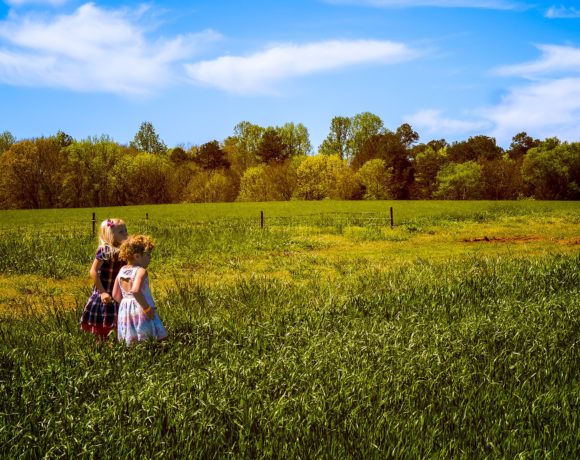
[119,265,138,275]
[95,245,114,261]
[96,245,124,264]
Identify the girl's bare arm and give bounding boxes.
[130,268,154,319]
[112,277,122,304]
[89,258,112,303]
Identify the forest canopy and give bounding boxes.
[0,115,578,209]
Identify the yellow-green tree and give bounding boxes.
[112,153,177,204]
[61,136,123,207]
[521,139,580,199]
[411,146,448,199]
[0,137,67,209]
[356,159,393,199]
[434,161,483,200]
[237,161,299,201]
[293,155,359,200]
[0,141,42,209]
[184,170,235,203]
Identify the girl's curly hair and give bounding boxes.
[119,235,155,261]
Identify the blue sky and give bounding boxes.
[0,0,578,150]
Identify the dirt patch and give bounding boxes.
[462,236,545,243]
[463,236,580,245]
[557,237,580,245]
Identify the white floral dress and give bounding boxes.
[116,266,167,345]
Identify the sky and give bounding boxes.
[0,0,579,151]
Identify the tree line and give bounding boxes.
[0,113,578,209]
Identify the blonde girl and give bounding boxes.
[113,235,167,345]
[79,218,128,339]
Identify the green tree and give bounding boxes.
[447,135,503,163]
[353,131,412,199]
[434,161,484,200]
[0,131,16,155]
[0,141,42,209]
[61,136,123,207]
[349,112,384,163]
[395,123,419,148]
[184,170,235,203]
[112,153,176,204]
[277,122,312,157]
[0,136,69,209]
[356,159,393,200]
[168,146,190,164]
[411,146,448,199]
[237,165,271,201]
[521,139,580,199]
[480,155,522,200]
[256,128,287,164]
[508,132,540,160]
[237,160,300,202]
[55,130,74,148]
[232,121,265,169]
[293,155,356,200]
[195,140,230,170]
[319,116,352,160]
[129,121,167,154]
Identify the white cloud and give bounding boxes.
[185,39,419,94]
[408,44,580,145]
[495,44,580,77]
[482,77,580,143]
[323,0,520,9]
[405,109,489,136]
[545,5,580,18]
[488,44,580,141]
[0,3,221,95]
[4,0,68,6]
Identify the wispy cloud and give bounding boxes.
[323,0,521,10]
[407,44,580,144]
[0,3,221,95]
[485,44,580,141]
[405,109,489,136]
[545,5,580,18]
[495,44,580,77]
[4,0,69,6]
[185,39,419,94]
[482,77,580,142]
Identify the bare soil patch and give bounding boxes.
[462,236,580,245]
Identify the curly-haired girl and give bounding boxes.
[112,235,167,345]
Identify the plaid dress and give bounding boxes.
[80,247,125,337]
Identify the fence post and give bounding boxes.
[146,213,149,224]
[261,211,264,229]
[390,207,394,228]
[92,212,96,236]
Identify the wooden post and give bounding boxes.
[390,207,394,228]
[261,210,264,229]
[146,213,149,223]
[92,212,96,236]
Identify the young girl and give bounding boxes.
[80,218,128,340]
[113,235,167,346]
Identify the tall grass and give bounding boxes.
[1,200,579,278]
[1,254,578,457]
[1,201,578,457]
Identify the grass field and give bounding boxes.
[0,200,579,458]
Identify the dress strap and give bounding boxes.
[118,266,139,296]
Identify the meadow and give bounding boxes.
[0,200,578,458]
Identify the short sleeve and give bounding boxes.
[95,246,108,261]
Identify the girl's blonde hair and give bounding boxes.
[119,235,155,262]
[98,218,126,258]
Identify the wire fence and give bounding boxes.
[0,208,397,238]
